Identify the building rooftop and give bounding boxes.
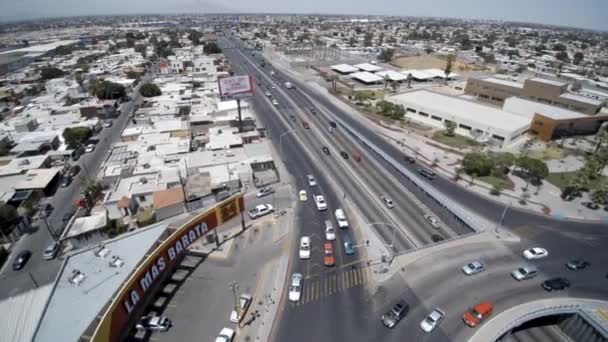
[482,77,525,89]
[528,77,567,87]
[15,168,60,190]
[0,285,54,342]
[354,63,383,72]
[400,69,435,80]
[559,92,604,107]
[375,70,408,81]
[503,97,588,120]
[153,188,185,209]
[330,64,359,74]
[350,71,384,83]
[64,214,109,239]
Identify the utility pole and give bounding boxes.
[495,204,509,239]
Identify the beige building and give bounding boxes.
[465,77,604,115]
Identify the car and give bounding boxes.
[136,316,172,332]
[511,265,538,281]
[230,294,253,322]
[248,204,274,219]
[59,176,72,187]
[68,165,81,177]
[542,277,570,292]
[323,242,335,266]
[329,121,337,128]
[310,108,317,114]
[582,201,600,210]
[462,260,485,275]
[381,300,409,328]
[314,195,327,211]
[41,203,54,218]
[328,127,334,133]
[381,196,394,209]
[342,232,355,256]
[463,301,493,327]
[265,91,271,97]
[340,151,349,159]
[325,220,336,240]
[299,190,308,201]
[272,100,278,106]
[404,155,416,164]
[307,174,317,186]
[43,242,60,260]
[288,273,303,302]
[102,120,113,128]
[420,308,446,333]
[335,208,349,228]
[302,121,310,129]
[523,247,548,260]
[215,327,235,342]
[418,169,437,180]
[12,250,32,270]
[271,86,276,89]
[290,114,296,121]
[256,186,274,198]
[322,147,330,155]
[424,214,440,228]
[299,236,311,259]
[431,234,444,242]
[85,144,95,153]
[566,259,590,270]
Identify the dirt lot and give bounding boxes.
[390,55,488,72]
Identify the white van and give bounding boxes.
[335,209,349,229]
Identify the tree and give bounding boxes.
[406,73,413,88]
[378,48,395,63]
[63,127,92,148]
[475,45,483,54]
[134,44,147,55]
[348,36,357,47]
[88,79,126,100]
[328,74,339,92]
[516,156,549,190]
[54,45,73,55]
[390,80,400,93]
[573,52,584,65]
[444,55,454,79]
[378,32,385,46]
[555,51,570,62]
[139,83,162,97]
[553,43,567,51]
[39,66,65,81]
[594,127,608,153]
[462,153,494,177]
[203,42,222,54]
[0,202,18,228]
[590,187,608,205]
[188,30,202,45]
[363,32,373,47]
[580,156,603,179]
[444,120,456,136]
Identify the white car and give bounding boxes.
[511,265,538,281]
[299,236,311,259]
[215,327,235,342]
[136,316,172,332]
[420,308,445,333]
[256,186,274,198]
[307,174,317,186]
[272,100,278,106]
[314,195,327,211]
[265,91,271,97]
[325,221,336,240]
[335,208,349,228]
[102,120,113,128]
[424,214,440,228]
[289,273,303,302]
[299,190,307,201]
[248,204,274,219]
[523,247,548,260]
[230,294,253,323]
[462,260,485,275]
[85,144,95,153]
[381,196,394,209]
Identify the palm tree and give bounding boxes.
[383,75,390,89]
[407,73,413,88]
[328,74,339,92]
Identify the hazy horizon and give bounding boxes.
[0,0,606,32]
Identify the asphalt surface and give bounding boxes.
[0,76,150,300]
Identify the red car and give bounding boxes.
[463,301,493,327]
[323,242,335,266]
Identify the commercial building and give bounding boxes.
[465,77,604,115]
[350,71,384,85]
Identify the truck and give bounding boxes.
[285,82,293,89]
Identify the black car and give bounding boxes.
[581,201,600,210]
[68,165,81,177]
[404,155,416,164]
[12,250,32,270]
[566,259,590,270]
[322,147,330,155]
[381,300,409,328]
[310,108,317,115]
[60,176,72,188]
[340,151,349,159]
[542,277,570,291]
[431,234,444,242]
[418,169,437,180]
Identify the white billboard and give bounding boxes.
[218,75,253,99]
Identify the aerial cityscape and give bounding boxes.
[0,3,607,342]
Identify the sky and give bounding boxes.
[0,0,607,31]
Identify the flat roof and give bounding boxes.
[350,71,384,83]
[375,70,408,81]
[529,77,567,87]
[481,77,525,89]
[0,285,54,342]
[34,223,169,342]
[64,214,109,239]
[503,97,588,120]
[354,63,383,72]
[387,90,530,134]
[153,188,185,209]
[400,69,435,80]
[330,64,359,74]
[15,168,60,190]
[559,92,603,106]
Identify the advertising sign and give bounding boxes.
[218,75,253,99]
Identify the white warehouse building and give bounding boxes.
[386,90,531,147]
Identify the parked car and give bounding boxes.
[340,151,349,159]
[323,242,335,266]
[41,203,54,218]
[102,120,113,128]
[523,247,548,260]
[418,169,437,180]
[404,155,416,164]
[420,308,446,333]
[511,265,538,281]
[314,195,327,211]
[463,301,493,327]
[59,176,72,188]
[322,147,330,155]
[136,316,172,332]
[289,273,303,302]
[248,204,274,219]
[256,186,274,198]
[424,214,440,228]
[68,165,81,177]
[342,232,355,256]
[299,236,311,259]
[307,174,317,186]
[85,144,96,153]
[299,190,308,201]
[582,201,600,210]
[381,300,409,328]
[566,259,590,270]
[43,242,60,261]
[230,294,253,323]
[381,196,394,209]
[462,260,485,275]
[215,328,235,342]
[12,250,32,270]
[542,277,570,292]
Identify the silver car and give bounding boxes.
[420,308,445,333]
[424,214,440,228]
[511,265,538,281]
[462,260,485,275]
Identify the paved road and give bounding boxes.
[0,75,150,300]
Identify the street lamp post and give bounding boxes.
[279,129,297,160]
[495,203,510,239]
[368,222,401,265]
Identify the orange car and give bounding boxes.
[323,242,335,266]
[462,301,493,327]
